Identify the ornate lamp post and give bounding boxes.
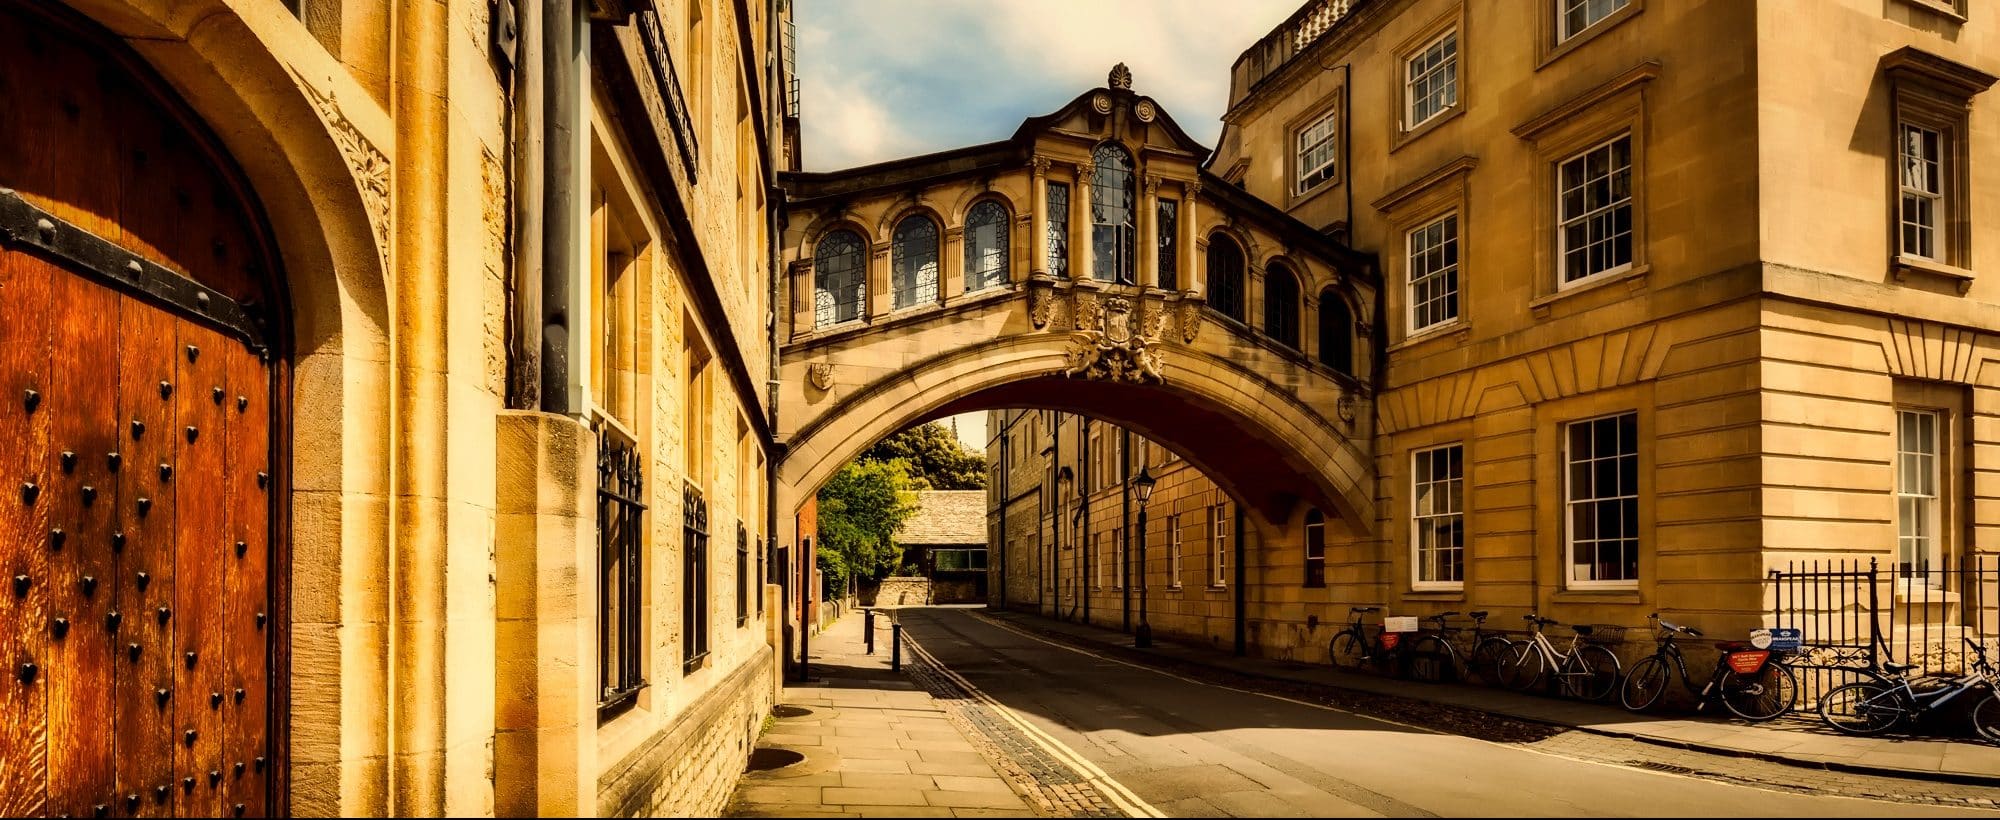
[1132,465,1157,648]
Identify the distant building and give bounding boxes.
[898,490,991,603]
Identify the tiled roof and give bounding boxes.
[898,490,987,545]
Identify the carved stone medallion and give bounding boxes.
[1063,295,1165,384]
[807,362,834,391]
[1135,99,1157,122]
[1092,92,1112,115]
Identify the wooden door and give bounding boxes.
[0,3,283,816]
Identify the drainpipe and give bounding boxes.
[1050,411,1059,619]
[1121,427,1131,633]
[766,0,785,677]
[507,0,545,410]
[998,427,1008,609]
[1080,418,1091,625]
[1234,499,1247,657]
[539,0,581,414]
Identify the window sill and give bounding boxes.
[1288,179,1343,213]
[1391,105,1464,153]
[1530,264,1650,317]
[1537,0,1644,72]
[1391,320,1468,352]
[1893,254,1975,294]
[1404,587,1465,601]
[1896,0,1968,24]
[1553,588,1642,605]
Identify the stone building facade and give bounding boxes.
[0,0,793,817]
[987,0,2000,663]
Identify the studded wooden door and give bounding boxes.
[0,3,283,817]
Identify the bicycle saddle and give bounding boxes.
[1572,625,1595,636]
[1524,615,1558,626]
[1351,606,1380,613]
[1439,610,1461,617]
[1682,625,1704,637]
[1469,610,1489,619]
[1883,661,1918,674]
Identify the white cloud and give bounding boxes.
[797,0,1300,171]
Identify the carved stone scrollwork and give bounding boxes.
[300,81,390,262]
[1026,273,1056,329]
[1092,93,1113,114]
[1073,163,1094,185]
[1135,99,1157,123]
[1064,295,1165,384]
[807,362,834,391]
[1071,287,1103,332]
[1177,292,1206,344]
[1030,157,1051,177]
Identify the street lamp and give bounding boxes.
[1132,465,1157,648]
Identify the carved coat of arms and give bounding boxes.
[1063,296,1165,383]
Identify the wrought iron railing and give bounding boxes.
[1768,554,1999,702]
[597,426,648,714]
[682,482,711,673]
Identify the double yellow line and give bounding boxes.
[900,631,1168,818]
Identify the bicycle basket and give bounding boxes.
[1574,624,1627,645]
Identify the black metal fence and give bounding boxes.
[1768,554,1999,701]
[597,427,647,714]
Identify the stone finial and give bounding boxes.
[1109,63,1133,90]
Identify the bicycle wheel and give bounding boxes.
[1408,635,1457,683]
[1330,631,1366,670]
[1619,656,1670,712]
[1470,637,1513,685]
[1719,663,1799,722]
[1560,645,1621,701]
[1971,688,2000,744]
[1498,643,1545,692]
[1818,681,1905,735]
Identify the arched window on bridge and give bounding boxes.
[1207,235,1246,322]
[1091,142,1136,284]
[1265,262,1301,350]
[964,200,1010,293]
[892,215,941,309]
[1319,287,1354,376]
[813,228,866,327]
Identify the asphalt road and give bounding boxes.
[894,607,2000,818]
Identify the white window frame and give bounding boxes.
[1899,123,1943,261]
[1112,527,1124,590]
[1564,412,1640,589]
[1168,513,1183,588]
[1411,444,1466,591]
[1556,133,1635,288]
[1210,502,1230,588]
[1407,212,1461,334]
[1896,408,1944,586]
[1404,29,1459,130]
[1093,531,1104,589]
[1295,110,1339,195]
[1558,0,1631,43]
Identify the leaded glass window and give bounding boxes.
[1265,263,1301,349]
[965,200,1010,292]
[1207,236,1245,322]
[891,216,940,308]
[813,229,866,327]
[1046,181,1070,277]
[1091,143,1137,284]
[1157,199,1179,290]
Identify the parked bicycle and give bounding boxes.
[1406,610,1513,685]
[1618,613,1799,721]
[1818,637,2000,740]
[1330,606,1404,678]
[1497,614,1621,701]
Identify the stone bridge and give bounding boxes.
[775,70,1381,540]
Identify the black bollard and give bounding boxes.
[865,609,876,654]
[891,623,903,672]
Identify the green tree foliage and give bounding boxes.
[860,422,988,490]
[815,458,918,592]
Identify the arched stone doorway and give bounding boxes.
[0,3,292,815]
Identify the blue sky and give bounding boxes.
[796,0,1303,172]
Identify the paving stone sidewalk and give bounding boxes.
[983,609,2000,786]
[726,613,1036,818]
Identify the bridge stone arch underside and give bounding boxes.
[778,284,1374,536]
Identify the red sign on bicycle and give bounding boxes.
[1381,633,1401,650]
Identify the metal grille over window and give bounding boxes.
[1412,445,1464,586]
[1557,135,1633,284]
[1157,199,1179,290]
[682,482,710,672]
[1406,31,1457,128]
[1296,110,1338,194]
[597,426,647,713]
[964,200,1010,292]
[1408,213,1459,332]
[1091,143,1137,284]
[1565,413,1638,585]
[813,229,866,327]
[892,217,940,308]
[1207,237,1245,321]
[1900,124,1942,260]
[1046,181,1069,277]
[736,523,750,626]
